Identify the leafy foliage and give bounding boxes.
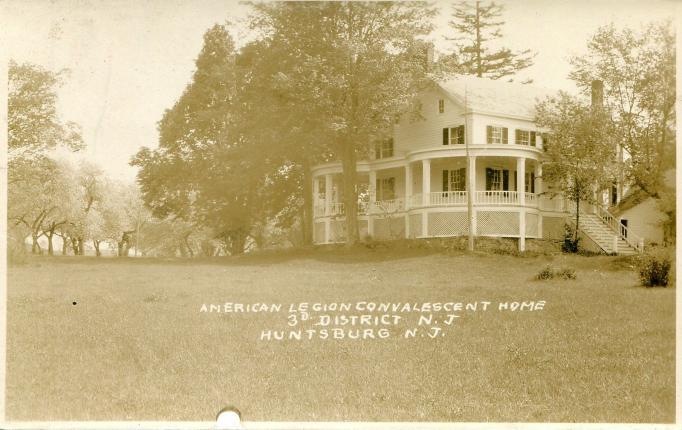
[569,21,675,200]
[535,92,620,245]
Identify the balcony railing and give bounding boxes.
[315,191,541,217]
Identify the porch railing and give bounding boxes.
[314,191,539,218]
[430,191,467,206]
[592,203,644,251]
[524,192,538,206]
[474,191,519,205]
[371,197,405,214]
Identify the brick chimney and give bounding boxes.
[591,80,604,108]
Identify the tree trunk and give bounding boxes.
[93,240,101,257]
[71,238,79,255]
[60,235,69,255]
[184,233,194,258]
[46,232,54,256]
[301,159,314,245]
[31,234,41,255]
[77,238,85,255]
[574,195,580,246]
[341,138,359,246]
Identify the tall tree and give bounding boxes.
[535,92,619,249]
[8,61,83,184]
[444,1,535,80]
[253,2,436,246]
[569,21,675,201]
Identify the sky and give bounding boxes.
[2,0,678,182]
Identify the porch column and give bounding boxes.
[536,163,543,238]
[405,163,413,209]
[405,163,412,238]
[517,157,526,206]
[368,170,376,237]
[517,157,526,252]
[324,174,333,243]
[422,159,431,237]
[312,177,320,243]
[468,155,477,234]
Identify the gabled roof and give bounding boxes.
[611,188,651,216]
[436,76,555,119]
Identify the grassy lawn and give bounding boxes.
[6,247,676,423]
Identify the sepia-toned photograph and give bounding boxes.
[1,0,678,428]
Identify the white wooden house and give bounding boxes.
[311,76,643,254]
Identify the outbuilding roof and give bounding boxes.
[437,76,555,119]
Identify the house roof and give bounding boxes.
[611,169,676,216]
[436,76,555,119]
[611,188,651,216]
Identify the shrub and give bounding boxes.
[637,249,672,287]
[536,265,577,281]
[556,267,577,280]
[562,223,579,253]
[536,265,555,280]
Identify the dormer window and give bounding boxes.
[438,99,444,114]
[374,138,394,159]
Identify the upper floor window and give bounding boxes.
[374,138,394,159]
[515,129,537,146]
[442,125,465,145]
[438,99,445,114]
[486,126,508,144]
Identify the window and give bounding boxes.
[515,129,537,146]
[374,138,394,159]
[442,125,465,145]
[442,168,466,192]
[438,99,444,114]
[376,177,395,201]
[486,168,509,191]
[486,126,508,144]
[525,171,535,193]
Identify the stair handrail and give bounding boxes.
[564,200,643,252]
[592,204,643,252]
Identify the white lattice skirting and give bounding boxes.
[358,219,369,240]
[409,214,421,239]
[525,212,539,237]
[477,211,520,236]
[314,222,325,244]
[428,212,468,236]
[374,216,405,240]
[330,220,347,242]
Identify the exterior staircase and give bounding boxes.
[576,213,639,255]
